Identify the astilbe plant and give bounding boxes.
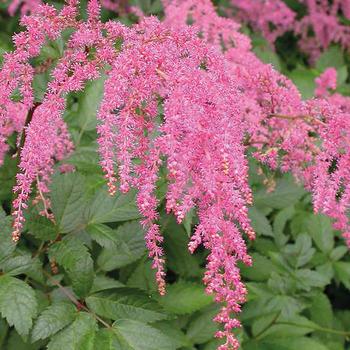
[229,0,350,61]
[1,0,350,349]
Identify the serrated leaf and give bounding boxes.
[0,275,37,336]
[47,312,97,350]
[126,259,157,293]
[158,281,212,315]
[31,301,76,342]
[97,221,146,271]
[113,319,177,350]
[50,173,87,233]
[186,305,219,344]
[94,329,124,349]
[86,287,167,322]
[86,223,119,247]
[261,315,318,338]
[249,207,273,237]
[0,214,16,262]
[240,253,277,281]
[245,337,329,350]
[76,75,106,132]
[309,293,333,331]
[26,214,58,241]
[334,262,350,289]
[254,178,305,209]
[91,275,124,293]
[1,254,33,276]
[306,214,334,253]
[85,186,141,224]
[295,269,330,290]
[330,246,347,261]
[49,236,94,297]
[163,218,202,277]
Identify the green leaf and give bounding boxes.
[26,214,58,241]
[316,46,344,71]
[50,173,88,233]
[330,246,347,261]
[240,253,277,281]
[113,319,177,350]
[86,223,119,247]
[261,315,318,338]
[186,305,219,344]
[32,301,76,342]
[249,207,273,237]
[93,329,124,349]
[47,312,97,350]
[245,337,329,350]
[309,293,333,329]
[0,213,16,263]
[306,214,334,253]
[49,236,94,297]
[254,178,305,209]
[1,254,33,276]
[31,301,77,342]
[283,234,315,268]
[6,330,39,350]
[91,275,124,293]
[295,269,330,290]
[163,217,202,277]
[97,221,146,271]
[288,66,318,99]
[334,262,350,289]
[85,186,141,224]
[76,75,106,132]
[126,259,157,293]
[86,287,167,322]
[158,281,212,315]
[0,275,37,336]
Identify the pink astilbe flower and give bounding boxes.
[11,0,125,241]
[230,0,295,45]
[162,0,251,51]
[315,67,337,97]
[97,17,254,347]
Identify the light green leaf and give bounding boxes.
[32,301,77,342]
[334,262,350,289]
[86,287,167,322]
[254,178,305,209]
[240,253,277,281]
[306,214,334,253]
[158,281,212,315]
[47,312,97,350]
[295,269,330,290]
[76,75,106,132]
[249,207,273,237]
[0,275,37,336]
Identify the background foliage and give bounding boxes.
[0,0,350,349]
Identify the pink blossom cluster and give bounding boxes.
[230,0,350,61]
[2,0,350,349]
